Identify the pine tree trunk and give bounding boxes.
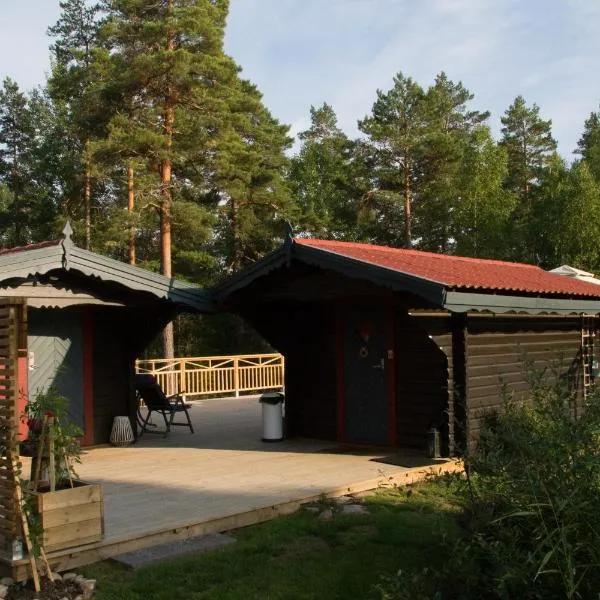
[11,139,21,244]
[160,12,175,360]
[84,138,92,250]
[160,147,174,359]
[127,165,135,265]
[403,161,412,248]
[230,197,241,273]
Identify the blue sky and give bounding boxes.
[2,1,600,158]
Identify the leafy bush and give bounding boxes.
[378,377,600,599]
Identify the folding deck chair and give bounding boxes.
[134,374,194,437]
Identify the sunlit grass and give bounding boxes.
[82,480,461,600]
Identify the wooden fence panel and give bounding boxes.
[136,353,285,398]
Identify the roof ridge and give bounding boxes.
[0,239,61,256]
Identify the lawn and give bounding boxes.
[82,479,462,600]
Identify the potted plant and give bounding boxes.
[20,387,104,553]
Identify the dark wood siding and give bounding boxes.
[242,301,338,441]
[92,307,139,444]
[395,313,452,453]
[466,317,583,448]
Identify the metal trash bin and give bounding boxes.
[259,392,284,442]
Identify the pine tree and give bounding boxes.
[416,72,489,252]
[500,96,557,202]
[214,78,294,274]
[576,108,600,181]
[0,78,36,245]
[47,0,106,250]
[500,96,557,262]
[290,103,358,239]
[358,72,488,251]
[99,0,237,356]
[358,73,427,248]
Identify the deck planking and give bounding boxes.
[12,396,458,577]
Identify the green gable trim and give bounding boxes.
[444,291,600,315]
[0,228,212,313]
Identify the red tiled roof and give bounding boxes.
[0,239,61,256]
[295,238,600,298]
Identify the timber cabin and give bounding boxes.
[0,224,212,446]
[215,236,600,455]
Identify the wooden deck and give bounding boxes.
[14,396,458,577]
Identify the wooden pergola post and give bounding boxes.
[0,299,26,564]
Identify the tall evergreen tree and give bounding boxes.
[47,0,106,249]
[358,72,488,250]
[500,96,557,261]
[290,103,358,239]
[0,78,36,245]
[576,107,600,181]
[99,0,237,356]
[358,73,427,248]
[214,78,294,274]
[415,72,489,252]
[500,96,557,202]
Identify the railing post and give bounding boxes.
[233,357,240,398]
[180,359,186,398]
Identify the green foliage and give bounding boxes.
[357,71,489,250]
[290,103,362,240]
[379,380,600,599]
[576,107,600,181]
[213,78,295,274]
[24,385,83,487]
[452,128,517,258]
[500,96,558,262]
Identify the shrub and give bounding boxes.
[378,378,600,599]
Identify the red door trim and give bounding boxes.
[82,308,94,446]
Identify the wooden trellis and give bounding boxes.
[0,299,26,560]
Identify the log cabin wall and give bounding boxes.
[465,316,584,449]
[242,301,338,441]
[395,312,453,454]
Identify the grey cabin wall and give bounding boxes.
[27,307,85,429]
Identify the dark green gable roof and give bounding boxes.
[0,224,213,313]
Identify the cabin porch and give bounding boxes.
[12,395,457,579]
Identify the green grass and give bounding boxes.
[82,481,461,600]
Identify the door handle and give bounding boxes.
[372,359,385,370]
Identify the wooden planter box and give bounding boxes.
[25,481,104,553]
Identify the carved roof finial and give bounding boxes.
[284,221,293,244]
[62,220,73,242]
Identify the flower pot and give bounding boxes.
[25,480,104,553]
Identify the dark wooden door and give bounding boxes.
[343,304,390,444]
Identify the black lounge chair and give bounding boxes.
[134,374,194,437]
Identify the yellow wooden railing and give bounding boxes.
[135,353,285,398]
